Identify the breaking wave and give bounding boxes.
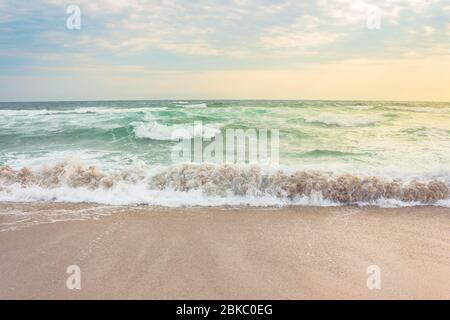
[179,103,208,108]
[169,101,207,108]
[0,162,449,207]
[133,122,220,141]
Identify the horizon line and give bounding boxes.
[1,98,449,104]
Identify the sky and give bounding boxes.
[1,0,450,101]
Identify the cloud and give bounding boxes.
[43,0,140,15]
[424,25,436,36]
[260,14,345,54]
[36,0,268,57]
[1,0,450,101]
[317,0,438,26]
[2,0,444,59]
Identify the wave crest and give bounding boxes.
[151,164,449,204]
[1,163,448,206]
[0,162,146,190]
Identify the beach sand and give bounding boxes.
[0,202,449,300]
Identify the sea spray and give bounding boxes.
[1,162,448,207]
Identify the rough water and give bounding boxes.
[0,100,449,207]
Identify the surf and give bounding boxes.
[0,162,448,207]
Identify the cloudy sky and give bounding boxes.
[1,0,450,101]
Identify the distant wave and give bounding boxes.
[176,103,208,108]
[0,103,207,118]
[302,113,378,127]
[0,107,165,117]
[0,162,448,207]
[345,105,376,110]
[380,105,450,114]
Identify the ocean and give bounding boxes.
[0,100,449,207]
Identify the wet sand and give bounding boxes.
[0,202,449,299]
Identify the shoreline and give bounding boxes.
[0,202,449,299]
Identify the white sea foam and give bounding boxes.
[0,184,292,207]
[133,121,220,141]
[356,198,425,208]
[0,150,135,171]
[177,103,208,108]
[1,181,447,208]
[436,199,450,207]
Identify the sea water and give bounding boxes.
[0,100,449,207]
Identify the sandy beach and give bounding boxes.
[0,202,449,300]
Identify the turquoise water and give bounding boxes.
[0,100,449,206]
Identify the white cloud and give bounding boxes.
[260,15,345,52]
[2,0,448,64]
[37,0,237,56]
[261,28,344,50]
[36,0,298,56]
[424,25,436,36]
[317,0,438,26]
